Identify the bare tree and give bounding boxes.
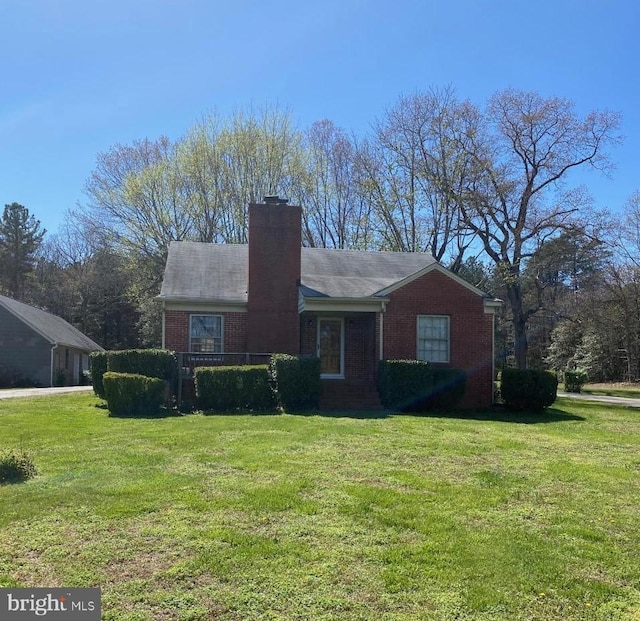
[357,88,475,264]
[301,120,374,249]
[84,136,195,281]
[453,89,621,368]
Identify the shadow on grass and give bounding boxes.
[95,404,183,419]
[289,409,390,420]
[395,406,585,424]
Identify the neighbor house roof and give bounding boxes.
[159,241,496,311]
[0,294,103,351]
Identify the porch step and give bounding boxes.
[319,380,384,411]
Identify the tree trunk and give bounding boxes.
[513,313,529,370]
[506,283,529,369]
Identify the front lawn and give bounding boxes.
[1,394,639,620]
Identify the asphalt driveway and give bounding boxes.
[557,391,640,409]
[0,386,94,400]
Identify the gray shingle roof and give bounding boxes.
[159,241,438,302]
[160,242,248,302]
[301,247,437,297]
[0,295,103,351]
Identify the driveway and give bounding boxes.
[558,391,640,409]
[0,386,94,400]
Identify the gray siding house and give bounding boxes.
[0,295,103,387]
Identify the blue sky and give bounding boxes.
[1,0,638,235]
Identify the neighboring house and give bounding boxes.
[159,197,501,408]
[0,294,103,387]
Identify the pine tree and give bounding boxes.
[0,203,46,299]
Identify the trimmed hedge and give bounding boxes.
[103,371,166,417]
[107,349,177,381]
[269,354,321,411]
[500,368,558,411]
[90,351,108,399]
[91,349,176,401]
[377,359,467,412]
[194,365,277,412]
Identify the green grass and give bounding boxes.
[1,394,640,620]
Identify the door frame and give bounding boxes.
[317,317,345,379]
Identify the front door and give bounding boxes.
[318,318,344,378]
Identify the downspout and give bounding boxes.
[492,311,496,404]
[50,343,58,387]
[161,301,166,349]
[379,302,386,361]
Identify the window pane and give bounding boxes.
[190,315,222,353]
[417,316,449,363]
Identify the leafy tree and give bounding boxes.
[0,203,46,300]
[522,230,610,368]
[545,320,583,373]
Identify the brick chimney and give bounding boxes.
[247,197,302,354]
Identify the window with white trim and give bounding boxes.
[417,315,450,363]
[190,315,223,353]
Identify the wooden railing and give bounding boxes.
[177,352,274,379]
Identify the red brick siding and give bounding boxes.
[384,270,494,408]
[164,310,247,352]
[247,204,301,354]
[300,316,317,357]
[345,315,376,380]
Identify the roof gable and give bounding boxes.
[377,261,495,299]
[0,295,103,351]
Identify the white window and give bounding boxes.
[417,315,450,363]
[190,315,223,353]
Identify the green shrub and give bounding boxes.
[53,367,70,387]
[429,368,468,410]
[107,349,177,382]
[194,365,277,412]
[103,372,166,417]
[0,449,37,484]
[269,355,321,411]
[377,360,466,412]
[90,351,108,398]
[0,365,38,388]
[500,368,558,411]
[564,370,587,393]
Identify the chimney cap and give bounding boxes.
[263,195,289,205]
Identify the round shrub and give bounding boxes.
[564,370,587,393]
[500,368,558,411]
[0,450,37,484]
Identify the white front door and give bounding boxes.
[318,318,344,378]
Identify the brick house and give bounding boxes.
[159,198,500,409]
